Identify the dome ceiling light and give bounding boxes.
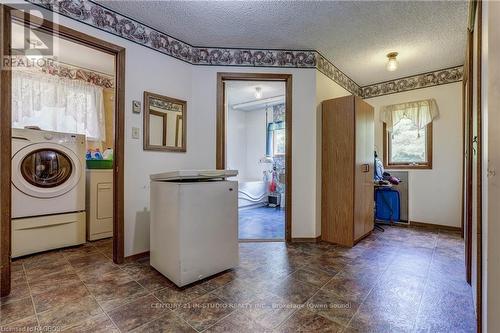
[386,52,399,71]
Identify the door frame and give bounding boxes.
[463,0,482,331]
[1,6,126,297]
[216,72,292,242]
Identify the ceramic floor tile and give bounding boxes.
[174,293,236,331]
[262,277,319,305]
[0,276,30,305]
[276,307,344,333]
[306,289,360,327]
[28,271,81,295]
[211,280,261,304]
[0,315,39,332]
[0,297,35,326]
[37,295,102,331]
[107,294,168,332]
[67,253,110,270]
[322,272,374,303]
[241,292,297,330]
[135,270,176,292]
[289,268,333,287]
[154,284,208,308]
[200,271,236,292]
[131,312,196,333]
[61,313,119,332]
[0,227,475,332]
[32,281,90,313]
[84,272,149,311]
[204,310,269,332]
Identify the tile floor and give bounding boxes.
[239,206,285,240]
[1,227,475,332]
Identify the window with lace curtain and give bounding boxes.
[382,99,438,169]
[11,70,106,142]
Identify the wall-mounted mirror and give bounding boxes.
[143,91,186,152]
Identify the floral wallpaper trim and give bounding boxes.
[25,0,361,95]
[11,56,114,89]
[25,1,462,98]
[361,66,464,98]
[316,53,362,96]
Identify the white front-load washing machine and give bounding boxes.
[11,128,86,257]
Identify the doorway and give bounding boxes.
[0,6,125,297]
[216,73,292,242]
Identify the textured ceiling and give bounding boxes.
[96,0,468,86]
[226,81,285,107]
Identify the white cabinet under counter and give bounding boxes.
[86,169,113,241]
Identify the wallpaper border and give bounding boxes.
[23,0,462,97]
[361,65,464,98]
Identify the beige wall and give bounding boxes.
[366,82,463,228]
[483,1,500,331]
[315,71,351,236]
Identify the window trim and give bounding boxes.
[383,122,433,170]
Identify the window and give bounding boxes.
[266,121,285,156]
[12,70,106,141]
[381,99,437,169]
[384,121,432,169]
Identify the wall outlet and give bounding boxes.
[131,127,140,139]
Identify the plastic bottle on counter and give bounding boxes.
[85,149,93,160]
[92,148,103,160]
[102,148,114,160]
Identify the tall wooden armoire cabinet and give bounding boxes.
[321,95,374,247]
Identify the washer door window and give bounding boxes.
[21,149,73,188]
[12,143,82,198]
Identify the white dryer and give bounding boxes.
[11,128,86,257]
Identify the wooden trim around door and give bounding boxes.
[0,5,12,297]
[465,29,474,286]
[1,6,126,296]
[475,2,483,331]
[216,72,293,242]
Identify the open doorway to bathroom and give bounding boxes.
[217,73,292,241]
[1,7,125,296]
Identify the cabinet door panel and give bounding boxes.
[97,183,113,219]
[354,98,374,240]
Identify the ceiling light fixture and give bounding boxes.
[386,52,399,71]
[254,87,262,99]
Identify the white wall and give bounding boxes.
[315,71,352,236]
[365,82,463,227]
[226,106,267,181]
[226,107,247,180]
[13,3,323,249]
[244,107,267,180]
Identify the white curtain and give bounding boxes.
[381,99,439,132]
[12,70,106,141]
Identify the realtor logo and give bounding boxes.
[2,5,54,70]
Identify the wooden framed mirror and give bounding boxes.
[143,92,186,152]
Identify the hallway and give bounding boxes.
[0,227,474,332]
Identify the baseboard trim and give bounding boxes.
[239,239,284,243]
[124,251,150,261]
[291,236,321,243]
[409,221,462,233]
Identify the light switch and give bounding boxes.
[131,127,140,139]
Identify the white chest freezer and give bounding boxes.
[149,170,239,287]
